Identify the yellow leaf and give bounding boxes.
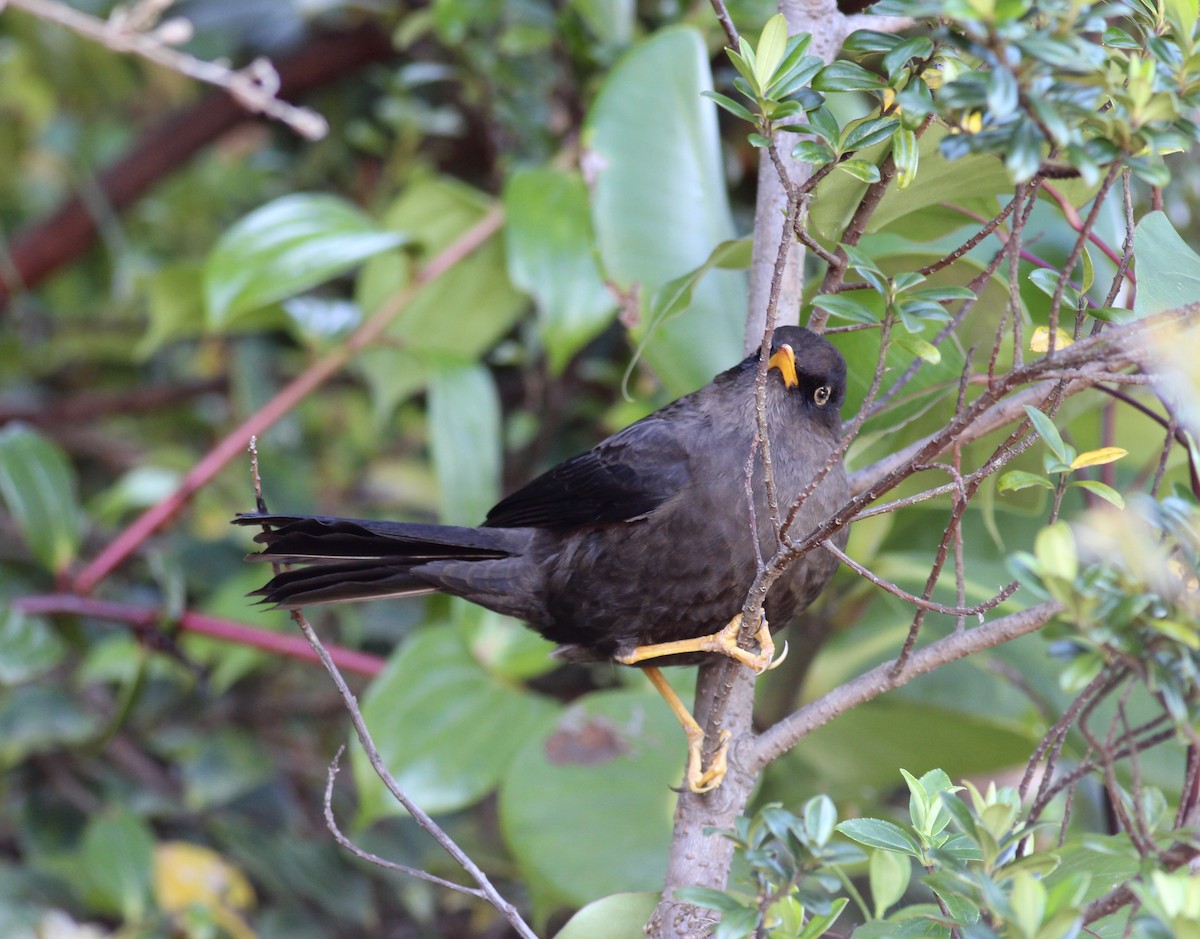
[882,87,897,110]
[154,842,257,939]
[1030,326,1074,352]
[1069,447,1129,470]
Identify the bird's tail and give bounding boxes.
[231,513,521,609]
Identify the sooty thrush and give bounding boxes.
[234,325,850,792]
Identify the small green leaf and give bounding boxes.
[1023,405,1070,464]
[813,294,879,324]
[205,194,409,325]
[0,424,83,574]
[1089,306,1138,324]
[1068,479,1126,509]
[841,116,901,151]
[82,810,155,920]
[893,333,941,364]
[814,61,887,92]
[998,470,1054,494]
[674,886,748,915]
[1009,871,1047,937]
[882,36,935,77]
[797,897,848,939]
[701,91,756,122]
[837,818,922,857]
[805,794,838,847]
[1035,521,1078,583]
[753,14,789,91]
[870,849,911,918]
[839,159,882,182]
[554,894,660,939]
[792,139,835,165]
[892,127,919,189]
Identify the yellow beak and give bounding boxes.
[768,344,798,389]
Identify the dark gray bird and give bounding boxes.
[234,325,850,791]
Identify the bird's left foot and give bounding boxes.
[616,613,786,674]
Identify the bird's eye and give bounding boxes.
[813,386,831,407]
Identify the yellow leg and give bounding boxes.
[615,613,786,674]
[643,666,731,793]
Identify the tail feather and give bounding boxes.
[232,512,528,609]
[250,560,437,608]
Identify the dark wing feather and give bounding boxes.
[483,415,693,529]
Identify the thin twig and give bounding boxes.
[7,0,328,139]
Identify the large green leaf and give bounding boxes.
[554,892,659,938]
[0,685,97,765]
[504,167,617,372]
[428,361,502,526]
[0,423,82,575]
[352,625,557,823]
[0,608,64,685]
[205,193,409,326]
[584,26,746,393]
[499,684,684,913]
[1133,211,1200,316]
[80,810,154,920]
[355,177,526,422]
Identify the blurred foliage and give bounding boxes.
[1,0,1200,937]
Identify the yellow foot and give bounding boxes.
[686,728,731,794]
[615,613,785,674]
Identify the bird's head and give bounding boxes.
[766,325,847,431]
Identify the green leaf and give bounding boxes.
[870,849,912,918]
[839,159,883,183]
[882,36,934,77]
[701,90,756,122]
[585,26,745,394]
[998,470,1054,493]
[1023,405,1070,464]
[797,896,848,939]
[836,818,922,857]
[813,294,879,324]
[0,423,83,574]
[1010,871,1047,936]
[1035,521,1078,583]
[1068,479,1126,509]
[1133,212,1200,317]
[814,61,886,92]
[554,893,660,939]
[1088,306,1138,325]
[715,906,759,939]
[354,626,557,822]
[428,362,501,526]
[892,127,919,190]
[0,684,97,764]
[81,810,154,921]
[499,686,684,910]
[753,14,789,91]
[792,139,835,165]
[0,608,65,684]
[503,167,616,373]
[204,193,408,326]
[893,333,941,364]
[841,116,901,152]
[805,794,838,846]
[355,177,524,421]
[674,886,749,915]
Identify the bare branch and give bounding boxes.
[750,602,1065,770]
[7,0,328,139]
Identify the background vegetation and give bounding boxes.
[3,0,1200,937]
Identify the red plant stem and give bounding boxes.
[71,206,505,594]
[15,593,385,677]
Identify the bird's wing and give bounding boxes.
[483,414,694,529]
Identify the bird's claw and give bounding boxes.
[710,613,779,674]
[765,640,789,671]
[686,728,731,793]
